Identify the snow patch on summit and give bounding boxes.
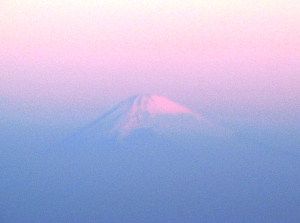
[111,94,214,138]
[130,94,197,117]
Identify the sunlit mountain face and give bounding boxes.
[61,94,231,148]
[2,95,300,223]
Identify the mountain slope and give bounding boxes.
[63,94,231,146]
[46,94,300,223]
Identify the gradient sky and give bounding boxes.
[1,0,300,129]
[2,3,300,222]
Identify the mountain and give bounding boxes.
[63,94,231,147]
[48,94,300,223]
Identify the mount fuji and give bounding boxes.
[44,94,300,223]
[63,94,232,147]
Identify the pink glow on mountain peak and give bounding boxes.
[130,94,198,117]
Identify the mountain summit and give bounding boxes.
[66,94,230,145]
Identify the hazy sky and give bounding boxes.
[2,3,300,222]
[1,0,299,128]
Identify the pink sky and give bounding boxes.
[1,0,299,126]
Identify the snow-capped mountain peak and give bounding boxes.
[107,94,207,137]
[128,94,198,117]
[62,94,232,146]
